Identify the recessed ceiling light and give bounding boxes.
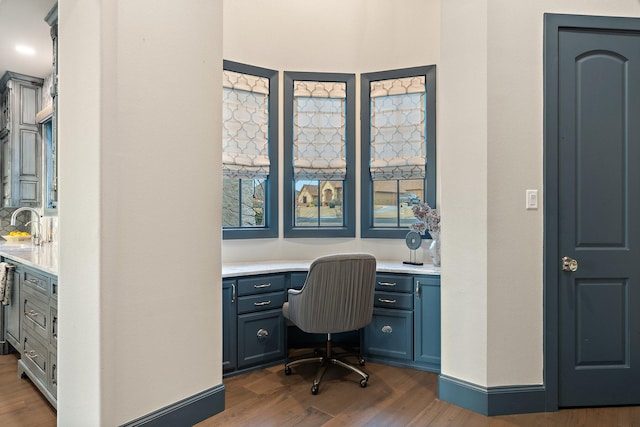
[15,45,36,55]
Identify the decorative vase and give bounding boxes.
[428,230,441,267]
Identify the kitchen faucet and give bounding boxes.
[10,207,43,246]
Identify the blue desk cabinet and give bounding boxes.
[223,269,440,376]
[364,274,414,361]
[222,280,237,373]
[414,275,441,371]
[234,274,286,370]
[363,273,440,373]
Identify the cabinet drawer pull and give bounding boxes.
[25,350,38,359]
[52,364,57,385]
[27,309,39,317]
[378,281,397,287]
[26,278,40,285]
[381,325,393,334]
[254,283,272,289]
[378,298,397,304]
[256,328,269,338]
[253,300,272,306]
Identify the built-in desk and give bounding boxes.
[222,260,441,377]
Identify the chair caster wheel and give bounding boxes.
[311,384,319,395]
[358,358,366,366]
[360,379,368,388]
[284,366,292,375]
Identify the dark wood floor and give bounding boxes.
[4,350,640,426]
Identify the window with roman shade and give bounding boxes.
[222,61,278,239]
[361,65,436,239]
[283,72,355,238]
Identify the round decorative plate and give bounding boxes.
[405,230,422,250]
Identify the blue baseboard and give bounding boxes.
[439,374,549,416]
[120,383,225,427]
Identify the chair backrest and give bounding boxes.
[286,253,377,334]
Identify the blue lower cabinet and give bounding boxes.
[414,276,441,371]
[363,273,441,372]
[237,309,285,369]
[223,271,441,376]
[222,280,237,373]
[364,308,413,360]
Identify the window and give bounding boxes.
[361,66,436,238]
[222,61,278,239]
[283,72,355,237]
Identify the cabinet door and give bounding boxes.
[414,276,441,371]
[222,280,237,373]
[364,307,413,361]
[5,265,21,350]
[237,309,284,369]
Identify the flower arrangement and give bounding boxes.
[409,202,440,235]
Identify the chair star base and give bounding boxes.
[284,333,369,395]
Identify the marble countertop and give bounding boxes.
[0,242,58,276]
[222,260,440,278]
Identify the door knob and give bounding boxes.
[562,256,578,272]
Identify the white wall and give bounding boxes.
[58,1,222,425]
[439,0,490,387]
[440,0,640,389]
[222,0,441,264]
[483,0,640,387]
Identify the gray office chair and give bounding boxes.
[282,253,377,394]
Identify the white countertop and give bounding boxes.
[0,243,440,280]
[222,260,440,278]
[0,242,58,276]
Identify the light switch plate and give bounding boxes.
[526,189,538,210]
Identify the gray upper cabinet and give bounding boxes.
[0,72,43,208]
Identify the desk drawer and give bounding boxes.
[375,274,413,293]
[237,275,285,296]
[374,291,413,310]
[238,291,285,315]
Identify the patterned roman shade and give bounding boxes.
[293,81,347,180]
[369,76,426,180]
[222,70,270,179]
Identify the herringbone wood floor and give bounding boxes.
[200,359,640,427]
[4,351,640,426]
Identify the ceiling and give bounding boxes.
[0,0,57,79]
